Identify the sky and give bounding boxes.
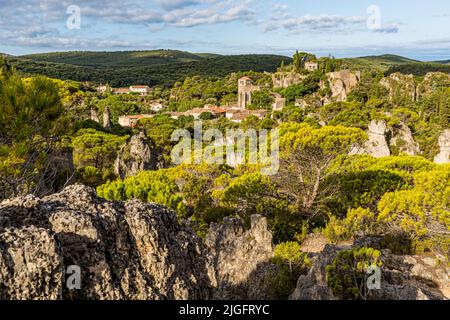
[1,0,450,60]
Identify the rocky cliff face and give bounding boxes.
[419,72,450,96]
[0,185,215,300]
[114,132,159,179]
[434,130,450,164]
[380,72,450,102]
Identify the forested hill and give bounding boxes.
[20,50,209,68]
[6,50,291,87]
[7,50,450,86]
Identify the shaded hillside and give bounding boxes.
[7,53,291,87]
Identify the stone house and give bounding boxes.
[130,85,151,95]
[304,61,319,72]
[229,109,268,123]
[150,101,166,112]
[114,85,152,96]
[118,114,153,128]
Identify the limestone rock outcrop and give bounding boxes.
[205,215,275,300]
[419,72,450,96]
[1,184,448,301]
[0,184,277,300]
[114,132,159,179]
[380,73,418,102]
[350,120,391,158]
[290,242,449,300]
[390,122,421,156]
[434,129,450,164]
[0,226,62,300]
[272,71,305,89]
[324,70,361,102]
[0,184,215,300]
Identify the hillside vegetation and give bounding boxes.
[7,50,291,87]
[20,50,207,68]
[0,51,449,300]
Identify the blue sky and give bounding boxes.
[1,0,450,60]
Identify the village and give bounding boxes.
[93,59,335,128]
[98,75,284,127]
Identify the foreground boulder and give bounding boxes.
[0,185,214,300]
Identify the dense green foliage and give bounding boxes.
[270,242,311,299]
[326,247,382,300]
[0,58,76,198]
[21,50,206,68]
[8,53,291,87]
[387,63,450,76]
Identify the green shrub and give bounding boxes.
[75,166,104,187]
[326,247,382,300]
[324,208,378,244]
[273,242,310,274]
[270,242,311,300]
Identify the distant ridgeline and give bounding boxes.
[5,50,292,87]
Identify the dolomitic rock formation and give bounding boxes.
[0,184,215,300]
[350,120,391,158]
[390,122,421,156]
[419,72,450,96]
[1,184,448,301]
[324,70,361,102]
[380,73,418,102]
[290,241,449,301]
[272,71,305,89]
[434,130,450,164]
[114,132,159,179]
[205,215,276,300]
[350,120,422,158]
[0,184,276,300]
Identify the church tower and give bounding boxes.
[238,76,254,109]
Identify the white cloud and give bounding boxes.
[0,0,256,50]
